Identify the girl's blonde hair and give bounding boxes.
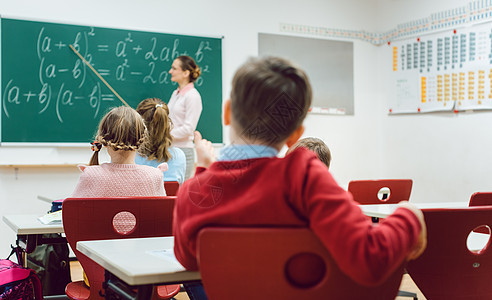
[89,106,146,165]
[136,98,173,162]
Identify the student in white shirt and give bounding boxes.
[168,55,202,180]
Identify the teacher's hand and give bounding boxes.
[194,131,216,168]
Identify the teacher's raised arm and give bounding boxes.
[168,55,203,180]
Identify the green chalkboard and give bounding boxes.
[1,18,222,143]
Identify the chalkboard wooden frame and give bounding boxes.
[1,17,223,144]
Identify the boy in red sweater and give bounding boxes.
[173,57,426,289]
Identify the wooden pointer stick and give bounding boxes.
[68,44,130,108]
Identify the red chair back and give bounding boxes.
[62,197,176,300]
[197,227,405,300]
[164,181,180,196]
[469,192,492,207]
[348,179,413,204]
[406,207,492,300]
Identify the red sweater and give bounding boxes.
[173,148,421,286]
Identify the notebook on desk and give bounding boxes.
[38,210,62,225]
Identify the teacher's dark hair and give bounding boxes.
[177,55,201,83]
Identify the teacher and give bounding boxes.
[168,55,202,180]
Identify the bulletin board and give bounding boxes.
[388,21,492,114]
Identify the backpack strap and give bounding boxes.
[28,270,43,300]
[7,245,24,265]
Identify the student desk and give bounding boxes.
[2,214,65,266]
[77,237,201,300]
[359,202,468,219]
[359,202,489,251]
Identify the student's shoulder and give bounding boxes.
[169,147,186,159]
[284,147,319,164]
[132,164,164,182]
[135,154,159,167]
[135,163,162,173]
[76,165,108,182]
[77,164,103,173]
[283,147,329,177]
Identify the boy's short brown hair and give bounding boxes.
[230,56,312,146]
[287,137,331,168]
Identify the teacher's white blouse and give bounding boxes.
[168,83,203,148]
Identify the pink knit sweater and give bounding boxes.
[71,163,166,197]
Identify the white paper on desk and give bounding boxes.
[146,249,180,265]
[37,210,62,224]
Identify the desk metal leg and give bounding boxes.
[16,234,39,267]
[21,251,27,267]
[104,271,154,300]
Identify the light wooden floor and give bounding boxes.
[70,261,425,300]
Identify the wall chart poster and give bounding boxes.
[389,22,492,114]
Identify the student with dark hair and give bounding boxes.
[174,57,427,299]
[168,55,202,180]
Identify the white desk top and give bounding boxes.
[3,214,64,235]
[77,237,201,285]
[360,202,469,218]
[359,202,490,251]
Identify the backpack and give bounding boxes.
[26,238,71,296]
[0,259,42,300]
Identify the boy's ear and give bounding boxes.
[286,125,304,148]
[224,99,231,126]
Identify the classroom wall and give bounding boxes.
[8,0,478,256]
[375,0,492,205]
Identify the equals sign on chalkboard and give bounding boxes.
[102,94,115,102]
[97,45,109,52]
[97,69,111,76]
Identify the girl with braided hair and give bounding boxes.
[71,106,167,197]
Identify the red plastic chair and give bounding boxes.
[347,179,416,299]
[164,181,180,196]
[62,197,180,300]
[469,192,492,234]
[197,227,406,300]
[469,192,492,207]
[348,179,413,204]
[406,207,492,300]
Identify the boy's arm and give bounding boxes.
[298,160,425,286]
[397,201,427,260]
[194,131,215,169]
